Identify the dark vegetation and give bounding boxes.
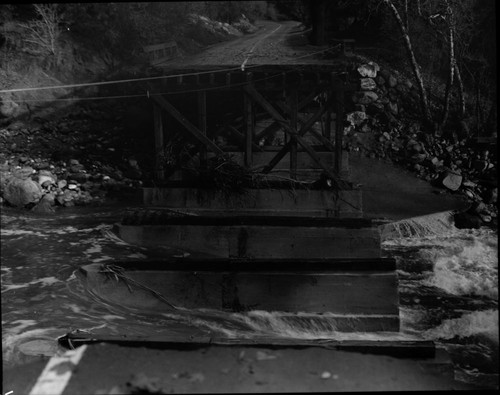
[0,1,496,226]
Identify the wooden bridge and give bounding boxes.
[144,64,362,217]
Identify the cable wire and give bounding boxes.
[0,44,342,97]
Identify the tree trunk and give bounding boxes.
[440,3,455,129]
[383,0,432,128]
[454,63,465,119]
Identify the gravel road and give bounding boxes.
[159,20,326,69]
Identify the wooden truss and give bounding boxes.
[148,70,352,189]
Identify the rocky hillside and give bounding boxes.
[343,60,497,228]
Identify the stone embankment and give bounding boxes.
[345,61,497,228]
[0,103,145,213]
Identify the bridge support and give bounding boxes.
[147,68,353,186]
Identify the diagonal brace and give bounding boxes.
[148,86,224,155]
[244,85,347,188]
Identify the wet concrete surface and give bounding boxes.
[3,343,483,394]
[349,152,470,220]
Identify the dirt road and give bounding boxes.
[161,20,324,69]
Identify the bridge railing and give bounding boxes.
[143,41,178,65]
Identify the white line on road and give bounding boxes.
[29,345,87,395]
[241,24,283,71]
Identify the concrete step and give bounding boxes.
[114,216,380,259]
[77,257,398,332]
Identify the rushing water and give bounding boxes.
[1,206,498,389]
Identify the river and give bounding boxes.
[1,205,498,389]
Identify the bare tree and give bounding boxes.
[18,4,63,58]
[383,0,432,127]
[417,0,467,128]
[439,0,455,129]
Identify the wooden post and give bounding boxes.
[244,73,254,167]
[325,93,332,140]
[289,87,298,180]
[153,104,165,181]
[335,84,344,174]
[198,90,207,169]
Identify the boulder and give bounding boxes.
[346,111,367,126]
[375,75,386,86]
[4,178,43,207]
[396,83,407,93]
[68,172,89,183]
[352,91,379,105]
[441,171,463,191]
[484,187,497,204]
[360,78,377,90]
[35,162,51,170]
[0,98,20,117]
[388,75,398,88]
[37,174,56,186]
[410,153,427,163]
[357,62,379,78]
[12,166,35,180]
[387,102,398,115]
[31,193,56,214]
[0,170,13,193]
[70,163,85,173]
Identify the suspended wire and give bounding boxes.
[0,44,342,98]
[0,71,288,103]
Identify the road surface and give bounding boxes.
[160,20,331,69]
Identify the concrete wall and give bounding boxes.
[115,222,381,259]
[142,188,363,218]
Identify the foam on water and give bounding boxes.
[1,229,48,237]
[424,241,498,298]
[381,211,456,240]
[423,309,499,343]
[1,276,61,293]
[2,326,62,365]
[162,309,417,341]
[383,215,497,300]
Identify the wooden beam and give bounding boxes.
[277,102,336,152]
[153,104,165,180]
[299,89,320,110]
[261,95,335,174]
[325,95,332,140]
[244,85,346,186]
[149,88,224,155]
[198,90,207,168]
[244,74,254,166]
[289,88,298,179]
[254,90,320,143]
[335,86,344,174]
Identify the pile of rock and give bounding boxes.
[345,61,497,228]
[0,155,142,213]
